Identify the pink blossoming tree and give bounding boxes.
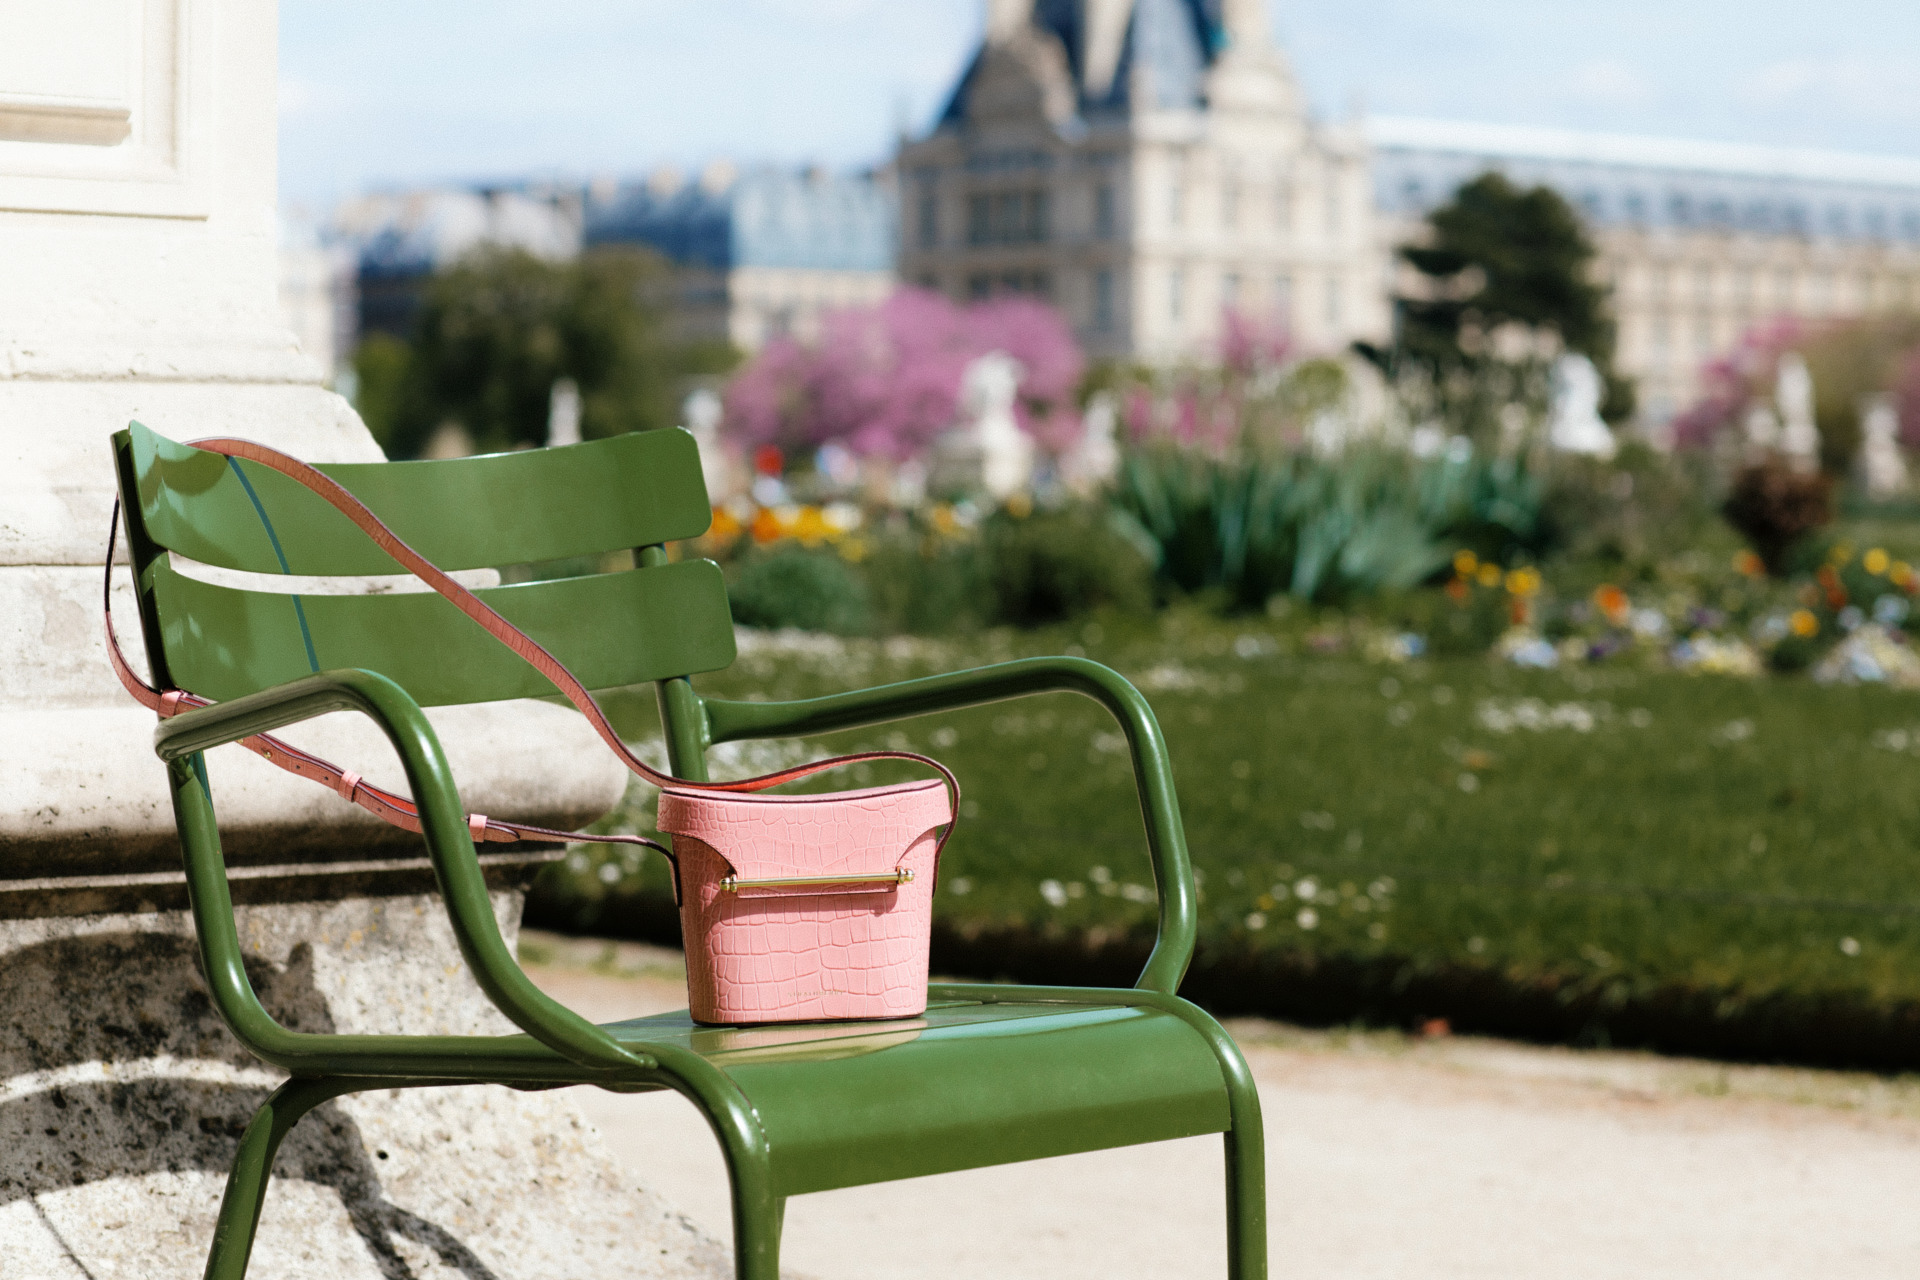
[723,288,1084,461]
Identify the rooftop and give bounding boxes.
[1370,116,1920,192]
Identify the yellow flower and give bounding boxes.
[1865,547,1890,576]
[1476,563,1503,588]
[1453,549,1479,576]
[789,505,833,547]
[1789,609,1819,638]
[1504,567,1542,597]
[1829,542,1855,567]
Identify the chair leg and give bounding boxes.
[202,1077,359,1280]
[724,1154,785,1280]
[1223,1073,1268,1280]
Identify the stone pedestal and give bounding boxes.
[1,4,722,1275]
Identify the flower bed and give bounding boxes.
[528,609,1920,1068]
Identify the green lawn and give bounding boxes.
[534,608,1920,1066]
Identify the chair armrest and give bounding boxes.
[156,669,648,1074]
[700,655,1197,994]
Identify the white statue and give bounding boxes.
[681,387,744,502]
[1062,391,1121,494]
[1743,403,1781,455]
[931,351,1034,502]
[1777,353,1820,472]
[1856,392,1909,498]
[1546,353,1616,458]
[545,377,582,448]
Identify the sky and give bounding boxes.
[279,0,1920,213]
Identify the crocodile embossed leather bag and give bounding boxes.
[659,780,954,1024]
[106,432,959,1029]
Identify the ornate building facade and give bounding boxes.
[1372,117,1920,426]
[906,2,1920,429]
[896,0,1385,362]
[585,163,896,350]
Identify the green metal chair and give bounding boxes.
[111,421,1266,1280]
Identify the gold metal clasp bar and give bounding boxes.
[719,869,914,893]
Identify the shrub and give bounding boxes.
[1112,443,1547,609]
[1539,443,1720,570]
[727,544,872,635]
[981,506,1156,626]
[1722,459,1834,575]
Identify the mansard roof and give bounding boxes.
[936,0,1225,126]
[584,168,895,273]
[1372,116,1920,245]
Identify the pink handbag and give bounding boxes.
[660,780,952,1023]
[106,432,958,1027]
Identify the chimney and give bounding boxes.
[1082,0,1131,98]
[1221,0,1272,49]
[985,0,1034,43]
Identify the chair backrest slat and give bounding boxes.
[114,423,737,707]
[128,421,713,574]
[152,558,737,706]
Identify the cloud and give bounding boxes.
[761,0,891,21]
[1737,56,1920,123]
[1566,58,1656,109]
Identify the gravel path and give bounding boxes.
[522,933,1920,1279]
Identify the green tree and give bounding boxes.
[1364,172,1634,439]
[357,246,736,458]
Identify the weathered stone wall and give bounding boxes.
[0,3,725,1275]
[0,895,727,1279]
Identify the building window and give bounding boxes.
[1325,187,1341,240]
[967,273,991,301]
[1694,265,1713,305]
[917,184,938,250]
[1273,272,1293,320]
[1775,269,1795,309]
[967,190,1050,245]
[1223,177,1241,230]
[1325,276,1342,329]
[1695,318,1712,355]
[1170,266,1185,323]
[1650,265,1670,303]
[1093,268,1115,331]
[1223,272,1242,310]
[1275,179,1293,231]
[1094,182,1115,238]
[1623,191,1647,224]
[1733,268,1753,307]
[1652,317,1670,368]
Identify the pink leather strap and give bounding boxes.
[102,435,959,859]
